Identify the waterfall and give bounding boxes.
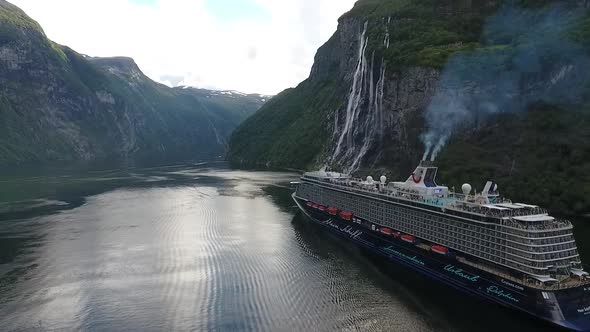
[330,20,388,173]
[384,17,391,49]
[376,61,386,136]
[348,59,386,172]
[332,21,369,159]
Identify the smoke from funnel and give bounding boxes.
[422,144,431,161]
[421,4,590,160]
[430,135,448,161]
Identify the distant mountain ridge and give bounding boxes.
[0,0,266,165]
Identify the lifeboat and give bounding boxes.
[380,228,394,235]
[327,207,338,215]
[317,205,326,211]
[306,201,314,207]
[401,234,416,243]
[431,245,449,255]
[339,211,353,221]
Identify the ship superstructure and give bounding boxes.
[293,161,590,331]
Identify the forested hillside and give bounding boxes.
[229,0,590,215]
[0,0,266,165]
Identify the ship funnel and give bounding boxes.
[482,181,499,197]
[419,160,435,167]
[405,162,439,188]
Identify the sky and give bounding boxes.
[10,0,357,95]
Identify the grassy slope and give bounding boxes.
[229,78,345,169]
[0,1,42,31]
[344,0,494,69]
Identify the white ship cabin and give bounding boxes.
[302,170,350,182]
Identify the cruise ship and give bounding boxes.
[292,161,590,331]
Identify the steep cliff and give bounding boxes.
[230,0,495,170]
[0,0,266,165]
[229,0,590,215]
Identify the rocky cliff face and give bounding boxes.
[230,0,494,171]
[313,2,502,173]
[229,0,590,215]
[0,0,266,165]
[323,17,442,172]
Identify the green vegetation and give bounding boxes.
[437,106,590,215]
[229,0,499,168]
[0,1,42,32]
[229,79,343,169]
[382,21,482,69]
[570,11,590,47]
[50,41,68,63]
[340,0,415,19]
[346,0,496,69]
[230,0,494,169]
[229,0,590,215]
[0,1,265,166]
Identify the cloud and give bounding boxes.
[10,0,357,95]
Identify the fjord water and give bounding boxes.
[0,163,586,331]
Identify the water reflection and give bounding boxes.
[0,163,582,331]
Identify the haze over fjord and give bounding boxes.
[10,0,357,95]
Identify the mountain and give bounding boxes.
[0,0,266,165]
[229,0,590,215]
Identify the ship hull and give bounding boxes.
[293,193,590,331]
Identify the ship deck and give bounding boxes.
[457,256,590,290]
[298,177,586,291]
[303,176,570,231]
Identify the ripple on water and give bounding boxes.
[0,167,549,332]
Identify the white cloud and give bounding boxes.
[10,0,357,95]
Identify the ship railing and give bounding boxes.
[314,179,425,204]
[542,279,590,290]
[456,257,536,287]
[502,218,573,232]
[311,177,551,222]
[316,181,385,199]
[449,199,549,219]
[304,179,565,230]
[480,207,548,219]
[449,193,467,200]
[447,192,511,203]
[457,257,590,290]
